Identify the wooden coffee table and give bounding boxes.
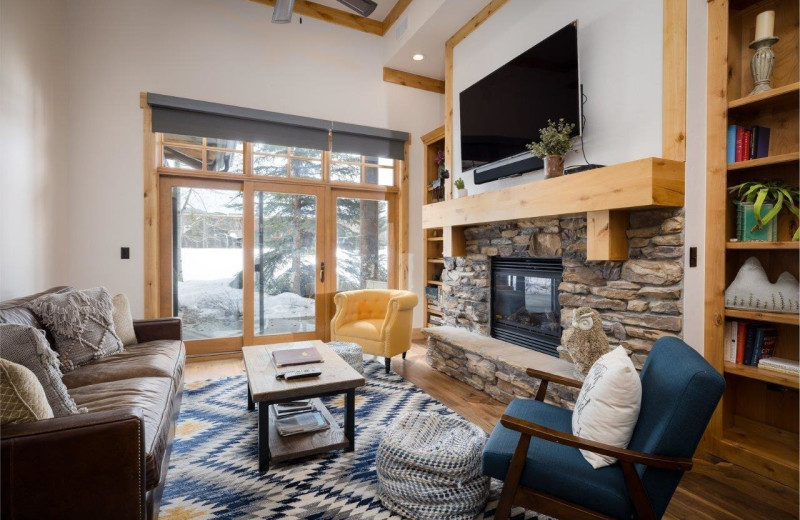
[243,340,366,472]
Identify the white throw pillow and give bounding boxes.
[571,346,642,469]
[112,294,138,346]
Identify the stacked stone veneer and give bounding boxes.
[426,208,685,405]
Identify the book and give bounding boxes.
[724,322,733,362]
[275,410,330,436]
[729,321,739,362]
[757,327,778,362]
[735,126,746,162]
[726,125,737,164]
[758,357,800,375]
[273,400,315,418]
[742,129,751,162]
[750,327,767,365]
[272,346,323,368]
[753,125,770,158]
[736,322,747,364]
[743,325,757,365]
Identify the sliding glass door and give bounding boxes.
[249,184,326,342]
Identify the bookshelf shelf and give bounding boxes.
[427,308,443,316]
[724,361,799,389]
[724,309,800,326]
[727,82,800,111]
[427,258,445,264]
[727,151,799,171]
[720,419,799,486]
[726,241,799,250]
[427,237,444,242]
[427,280,443,286]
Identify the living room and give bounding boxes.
[1,0,798,519]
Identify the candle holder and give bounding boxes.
[748,36,779,96]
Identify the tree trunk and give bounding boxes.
[291,196,303,295]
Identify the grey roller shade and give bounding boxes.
[331,121,408,160]
[147,93,409,159]
[148,93,330,151]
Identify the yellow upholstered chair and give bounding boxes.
[331,289,419,374]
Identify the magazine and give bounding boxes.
[275,410,330,437]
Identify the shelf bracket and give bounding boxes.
[587,210,629,261]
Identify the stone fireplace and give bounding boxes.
[425,208,685,406]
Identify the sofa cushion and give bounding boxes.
[336,319,384,340]
[483,398,633,520]
[62,340,185,390]
[29,287,124,372]
[0,287,73,346]
[69,377,174,490]
[0,358,54,424]
[112,294,138,347]
[0,324,82,417]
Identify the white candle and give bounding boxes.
[754,10,775,40]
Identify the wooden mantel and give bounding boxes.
[422,157,685,260]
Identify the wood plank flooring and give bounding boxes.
[185,343,799,520]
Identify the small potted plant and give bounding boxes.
[454,178,467,198]
[526,118,576,179]
[729,180,799,241]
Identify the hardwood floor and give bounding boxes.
[185,343,799,520]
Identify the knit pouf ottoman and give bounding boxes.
[327,341,364,375]
[376,411,489,520]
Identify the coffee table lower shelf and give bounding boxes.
[268,398,350,463]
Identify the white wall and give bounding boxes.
[0,0,68,300]
[682,0,708,352]
[452,0,663,195]
[58,0,442,322]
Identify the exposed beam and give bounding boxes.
[381,0,413,35]
[662,0,687,161]
[247,0,384,35]
[383,67,445,94]
[446,0,511,48]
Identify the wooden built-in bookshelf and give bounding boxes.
[421,126,446,328]
[704,0,799,487]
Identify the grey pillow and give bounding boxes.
[0,324,82,417]
[29,287,124,372]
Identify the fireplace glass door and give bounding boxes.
[491,258,562,355]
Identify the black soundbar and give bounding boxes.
[473,156,543,185]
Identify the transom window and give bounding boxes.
[160,133,396,187]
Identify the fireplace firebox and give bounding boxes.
[491,257,563,356]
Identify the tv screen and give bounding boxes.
[459,22,580,171]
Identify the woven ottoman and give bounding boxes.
[327,341,364,375]
[376,411,489,520]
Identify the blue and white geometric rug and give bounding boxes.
[160,360,545,520]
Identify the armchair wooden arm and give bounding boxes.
[497,414,692,520]
[525,367,583,401]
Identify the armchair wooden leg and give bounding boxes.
[495,433,532,520]
[402,351,407,359]
[385,357,391,374]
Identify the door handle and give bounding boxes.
[320,262,325,283]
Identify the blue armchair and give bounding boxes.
[483,337,725,520]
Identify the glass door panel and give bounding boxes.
[253,190,319,336]
[171,186,244,340]
[335,196,390,291]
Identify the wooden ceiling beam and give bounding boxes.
[247,0,385,35]
[380,0,413,35]
[383,67,445,94]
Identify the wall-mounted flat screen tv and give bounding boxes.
[459,22,580,180]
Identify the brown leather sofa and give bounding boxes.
[0,287,186,520]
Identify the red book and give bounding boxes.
[735,127,745,162]
[736,322,747,364]
[742,129,751,161]
[272,346,323,367]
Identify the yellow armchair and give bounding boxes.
[331,289,419,374]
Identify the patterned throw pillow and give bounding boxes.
[0,324,82,417]
[112,294,138,346]
[29,287,124,372]
[0,358,54,424]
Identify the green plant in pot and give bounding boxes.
[526,118,575,179]
[454,177,467,198]
[729,180,799,241]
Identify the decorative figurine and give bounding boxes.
[562,307,611,379]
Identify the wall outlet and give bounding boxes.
[121,247,130,260]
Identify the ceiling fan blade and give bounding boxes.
[336,0,377,17]
[272,0,295,23]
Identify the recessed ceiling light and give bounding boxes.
[412,54,425,61]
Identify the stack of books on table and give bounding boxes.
[723,320,778,366]
[273,400,331,437]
